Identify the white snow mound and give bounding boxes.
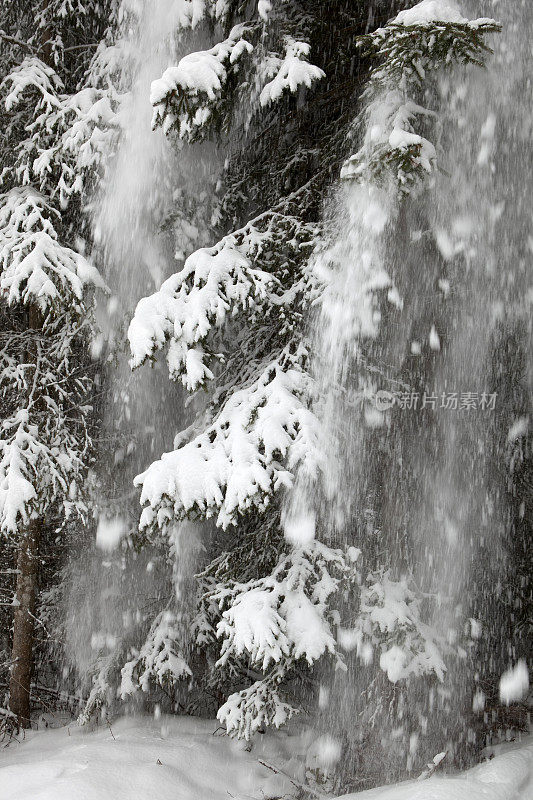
[0,716,299,800]
[393,0,468,25]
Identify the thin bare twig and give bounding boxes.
[0,30,35,54]
[258,758,325,799]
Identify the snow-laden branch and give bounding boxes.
[215,541,346,670]
[135,349,321,531]
[28,87,119,208]
[259,38,325,107]
[341,93,438,190]
[151,24,254,140]
[0,188,104,312]
[120,608,192,697]
[2,56,63,113]
[0,396,89,537]
[128,211,316,391]
[218,668,298,740]
[1,52,120,208]
[151,27,324,141]
[0,415,38,535]
[359,5,501,89]
[128,235,274,391]
[341,570,447,684]
[214,541,357,738]
[341,2,500,194]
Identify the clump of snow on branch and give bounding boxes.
[175,0,215,29]
[392,0,475,26]
[259,38,325,107]
[151,25,254,139]
[394,0,463,25]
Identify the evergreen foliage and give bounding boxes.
[342,7,500,192]
[0,3,528,791]
[0,0,111,727]
[124,0,502,743]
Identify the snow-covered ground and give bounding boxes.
[0,715,531,800]
[340,740,533,800]
[0,716,298,800]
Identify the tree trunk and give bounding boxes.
[8,9,50,732]
[9,518,41,729]
[9,300,44,730]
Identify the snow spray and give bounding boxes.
[64,0,207,706]
[284,0,532,789]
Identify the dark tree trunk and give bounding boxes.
[9,301,44,729]
[9,518,41,729]
[8,3,53,733]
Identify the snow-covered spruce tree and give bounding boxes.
[0,0,112,728]
[122,0,406,734]
[125,2,501,747]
